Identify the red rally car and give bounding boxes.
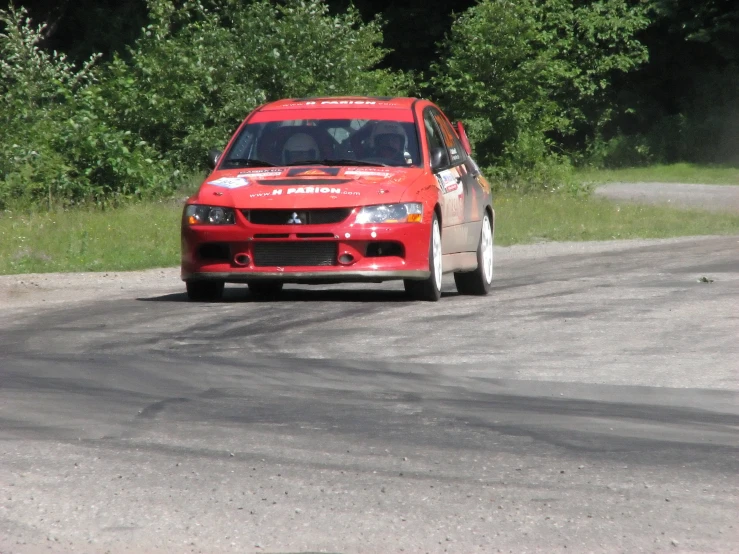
[181,96,495,301]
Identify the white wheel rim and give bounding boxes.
[432,219,442,289]
[481,214,493,284]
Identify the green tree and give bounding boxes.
[1,0,409,209]
[431,0,649,188]
[106,0,411,169]
[0,5,172,209]
[650,0,739,62]
[599,0,739,166]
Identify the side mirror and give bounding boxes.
[208,149,222,169]
[429,147,447,171]
[453,122,472,155]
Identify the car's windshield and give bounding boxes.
[220,118,421,169]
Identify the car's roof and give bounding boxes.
[249,97,421,124]
[259,97,418,111]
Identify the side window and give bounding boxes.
[423,111,449,169]
[431,109,466,165]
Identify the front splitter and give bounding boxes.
[183,269,430,284]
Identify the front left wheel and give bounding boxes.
[185,280,224,301]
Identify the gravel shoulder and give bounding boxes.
[593,181,739,212]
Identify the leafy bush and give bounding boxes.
[0,5,176,210]
[431,0,649,190]
[1,0,408,210]
[105,0,411,170]
[485,134,583,195]
[585,132,654,168]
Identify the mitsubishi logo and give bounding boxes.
[287,212,303,224]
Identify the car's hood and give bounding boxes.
[194,166,424,208]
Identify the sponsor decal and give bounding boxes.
[238,168,283,178]
[260,178,351,186]
[438,170,457,186]
[344,169,393,178]
[288,186,341,195]
[306,100,378,105]
[436,169,462,194]
[287,167,342,177]
[276,100,382,107]
[249,187,360,198]
[438,167,464,223]
[207,176,252,189]
[355,175,388,183]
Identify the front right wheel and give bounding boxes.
[454,211,494,295]
[404,213,442,301]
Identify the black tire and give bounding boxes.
[404,212,442,301]
[454,212,494,295]
[185,280,224,301]
[247,281,284,299]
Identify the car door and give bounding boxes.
[428,108,483,253]
[422,109,466,254]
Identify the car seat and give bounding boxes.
[281,132,320,165]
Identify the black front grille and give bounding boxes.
[243,208,352,225]
[296,233,334,238]
[254,233,290,239]
[252,242,337,267]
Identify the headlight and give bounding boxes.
[185,205,236,225]
[355,203,423,224]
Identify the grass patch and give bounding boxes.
[494,193,739,246]
[576,163,739,185]
[1,193,738,275]
[0,199,183,275]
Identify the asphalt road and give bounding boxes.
[1,235,738,554]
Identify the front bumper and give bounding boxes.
[181,217,431,283]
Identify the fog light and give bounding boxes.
[338,253,355,265]
[234,254,250,266]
